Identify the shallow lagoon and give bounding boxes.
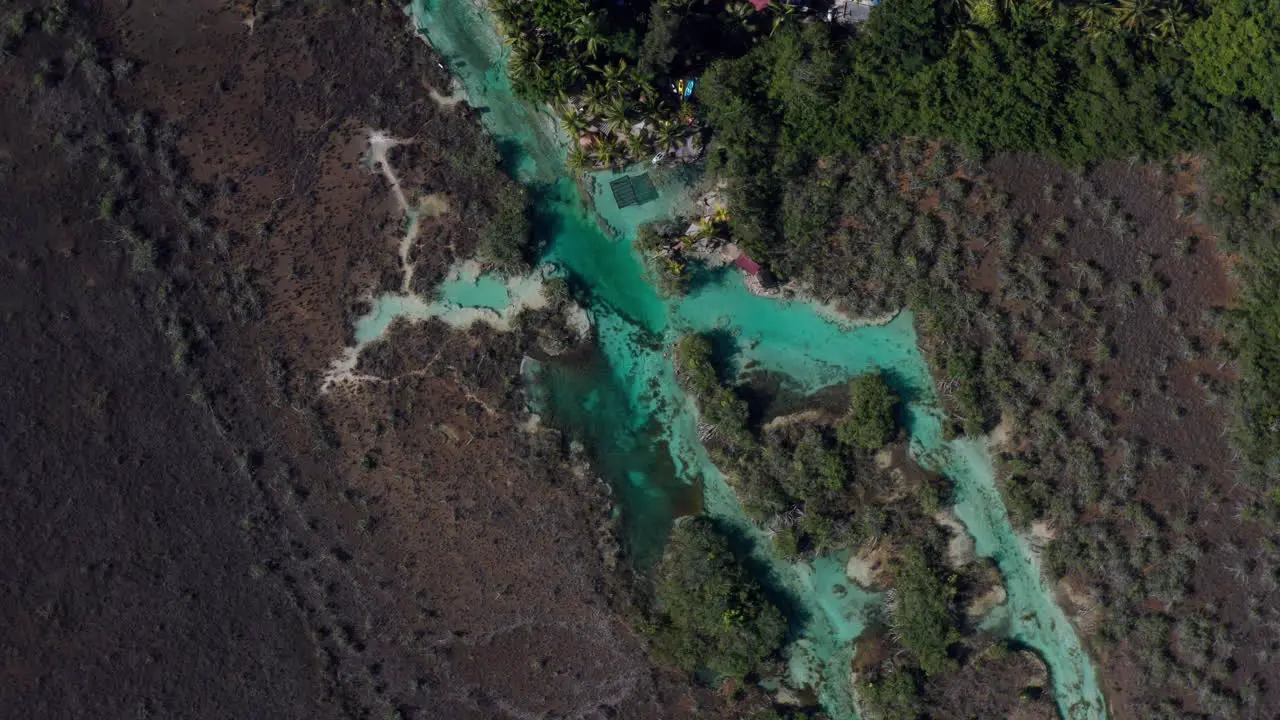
[387,0,1106,716]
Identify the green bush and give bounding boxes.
[675,334,750,442]
[780,429,846,498]
[838,372,899,450]
[652,517,788,679]
[859,668,924,720]
[891,548,960,676]
[478,183,532,273]
[772,527,800,559]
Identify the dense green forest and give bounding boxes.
[491,0,1280,502]
[492,0,1280,486]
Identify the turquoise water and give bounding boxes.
[355,293,432,345]
[396,0,1105,717]
[353,262,537,344]
[445,270,510,309]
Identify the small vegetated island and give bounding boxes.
[667,335,1050,718]
[492,0,1280,716]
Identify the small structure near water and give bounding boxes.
[828,0,875,24]
[733,253,762,276]
[608,172,658,209]
[725,247,780,294]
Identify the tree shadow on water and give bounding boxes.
[681,263,724,296]
[879,366,929,431]
[706,516,812,638]
[701,328,740,380]
[493,137,524,177]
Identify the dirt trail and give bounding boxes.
[366,129,429,292]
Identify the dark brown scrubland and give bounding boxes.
[0,62,336,719]
[0,1,734,717]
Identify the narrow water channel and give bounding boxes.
[374,1,1108,716]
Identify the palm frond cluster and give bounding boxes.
[492,0,697,169]
[561,90,700,171]
[492,0,798,170]
[961,0,1193,40]
[1070,0,1191,39]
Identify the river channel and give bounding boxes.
[354,1,1111,716]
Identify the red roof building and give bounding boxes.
[747,0,771,10]
[733,254,762,275]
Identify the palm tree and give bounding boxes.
[598,59,630,96]
[1112,0,1154,33]
[633,73,657,101]
[725,2,756,33]
[567,145,592,173]
[626,130,650,160]
[1027,0,1058,17]
[654,118,685,153]
[582,82,610,117]
[1074,1,1112,34]
[1150,1,1187,40]
[560,107,592,137]
[571,12,607,58]
[1002,0,1036,28]
[507,34,534,60]
[633,93,661,121]
[595,135,622,169]
[768,2,796,36]
[603,96,634,135]
[553,62,586,90]
[507,46,543,84]
[491,0,522,32]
